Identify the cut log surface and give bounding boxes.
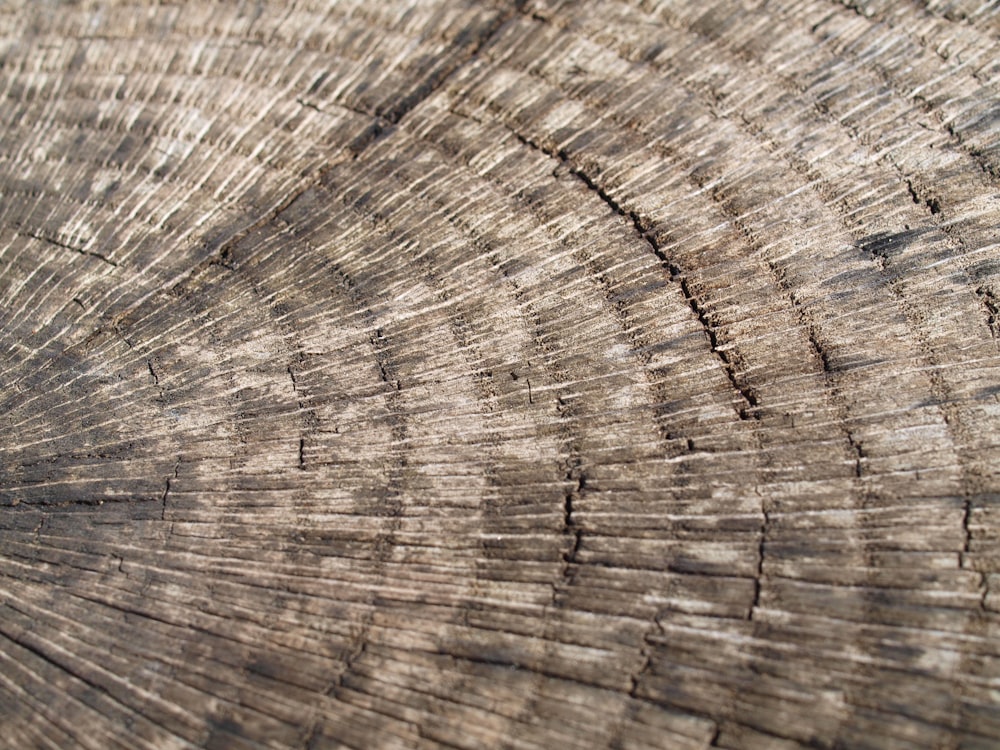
[1,0,999,747]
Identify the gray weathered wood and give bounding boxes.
[2,0,999,747]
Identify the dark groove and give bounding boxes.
[287,364,309,469]
[429,108,696,451]
[347,0,527,157]
[510,131,760,419]
[77,1,526,343]
[749,507,768,620]
[962,498,973,556]
[905,179,941,215]
[846,432,865,479]
[295,96,321,112]
[708,725,722,747]
[627,650,653,699]
[18,229,119,267]
[976,286,1000,338]
[805,325,866,478]
[370,329,401,391]
[160,460,179,521]
[562,465,585,566]
[308,262,408,708]
[807,327,835,374]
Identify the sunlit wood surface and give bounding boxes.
[2,1,1000,747]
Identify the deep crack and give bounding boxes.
[509,130,759,419]
[749,503,769,620]
[160,460,180,521]
[562,468,585,565]
[18,229,118,267]
[976,286,1000,339]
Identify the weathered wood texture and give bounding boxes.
[2,0,999,747]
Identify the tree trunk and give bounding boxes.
[2,1,999,747]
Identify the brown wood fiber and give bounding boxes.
[1,1,1000,747]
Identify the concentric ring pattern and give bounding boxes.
[2,1,999,748]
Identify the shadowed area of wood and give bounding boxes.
[1,1,999,747]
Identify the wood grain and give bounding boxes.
[1,1,999,747]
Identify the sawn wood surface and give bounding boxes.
[1,1,1000,748]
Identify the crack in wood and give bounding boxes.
[31,516,46,545]
[627,650,652,700]
[749,517,767,620]
[509,369,533,405]
[17,229,118,267]
[805,323,866,478]
[160,460,179,521]
[625,619,667,710]
[295,96,321,113]
[962,498,973,558]
[961,502,989,612]
[369,329,401,392]
[846,431,865,480]
[287,365,309,469]
[509,129,760,420]
[944,121,999,181]
[552,455,586,605]
[376,1,527,127]
[339,0,528,160]
[561,471,585,566]
[905,179,941,215]
[976,286,1000,339]
[708,724,722,747]
[806,326,836,375]
[3,2,999,747]
[111,321,134,349]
